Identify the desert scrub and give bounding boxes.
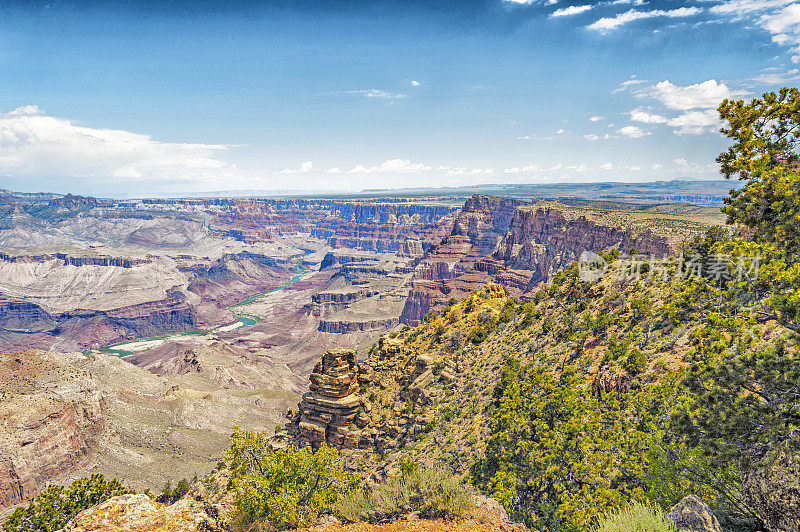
[593,502,674,532]
[2,475,131,532]
[337,464,473,523]
[226,428,359,531]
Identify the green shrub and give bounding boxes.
[624,348,648,375]
[594,501,674,532]
[2,474,131,532]
[468,327,488,345]
[337,463,472,523]
[226,427,360,530]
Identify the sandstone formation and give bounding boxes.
[400,195,675,324]
[281,335,441,455]
[293,348,364,447]
[0,351,105,510]
[667,495,722,532]
[65,494,223,532]
[213,199,457,252]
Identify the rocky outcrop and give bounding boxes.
[400,196,673,324]
[0,351,106,510]
[291,349,365,448]
[667,495,722,532]
[0,252,150,268]
[282,337,439,454]
[65,494,223,532]
[741,449,800,531]
[317,318,399,333]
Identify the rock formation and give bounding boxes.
[292,348,365,448]
[400,196,674,324]
[0,351,105,510]
[667,495,722,532]
[65,494,223,532]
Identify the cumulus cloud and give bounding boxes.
[347,158,432,175]
[0,105,238,183]
[503,164,540,174]
[410,80,421,86]
[665,109,721,135]
[279,160,313,174]
[588,6,701,32]
[639,79,748,110]
[589,115,604,121]
[601,162,614,170]
[584,133,613,141]
[552,5,593,17]
[618,125,649,138]
[629,108,668,123]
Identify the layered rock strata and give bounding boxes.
[401,195,674,324]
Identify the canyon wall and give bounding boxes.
[400,195,673,324]
[0,351,106,510]
[213,199,457,253]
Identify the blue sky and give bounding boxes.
[0,0,796,195]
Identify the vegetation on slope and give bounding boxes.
[2,475,131,532]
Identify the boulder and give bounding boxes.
[667,495,721,532]
[65,494,222,531]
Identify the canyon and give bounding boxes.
[0,187,726,513]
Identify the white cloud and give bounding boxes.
[503,164,540,174]
[751,67,800,83]
[410,80,421,87]
[651,163,663,169]
[710,0,794,15]
[552,4,593,17]
[279,160,313,175]
[0,105,238,183]
[438,165,495,176]
[674,157,717,176]
[584,133,613,141]
[348,158,432,175]
[601,162,614,169]
[589,115,604,121]
[348,89,406,99]
[613,77,648,93]
[760,2,800,32]
[324,167,342,174]
[640,79,748,110]
[518,129,571,140]
[588,6,701,32]
[666,109,721,135]
[618,125,649,138]
[629,108,668,123]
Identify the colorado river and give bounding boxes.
[95,261,308,357]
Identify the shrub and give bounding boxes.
[337,463,473,523]
[2,474,131,532]
[624,348,648,375]
[226,427,360,530]
[593,502,674,532]
[468,327,489,345]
